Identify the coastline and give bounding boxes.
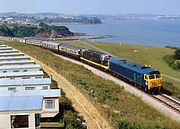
[38,35,111,41]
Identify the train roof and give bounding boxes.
[110,56,158,74]
[82,49,109,56]
[42,41,59,47]
[58,43,82,50]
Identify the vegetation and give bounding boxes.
[164,48,180,71]
[2,41,180,129]
[0,23,73,37]
[57,41,180,99]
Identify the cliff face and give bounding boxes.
[0,23,74,38]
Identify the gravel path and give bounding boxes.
[162,74,180,82]
[23,53,112,129]
[54,53,180,122]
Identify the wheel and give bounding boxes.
[144,87,148,93]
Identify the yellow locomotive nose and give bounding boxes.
[149,79,162,88]
[144,74,162,91]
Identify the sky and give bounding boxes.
[0,0,180,15]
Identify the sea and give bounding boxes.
[59,19,180,47]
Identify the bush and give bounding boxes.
[163,81,180,99]
[64,111,85,129]
[174,49,180,60]
[116,121,168,129]
[163,55,180,70]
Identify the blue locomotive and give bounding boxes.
[109,57,162,92]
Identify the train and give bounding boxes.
[2,37,163,93]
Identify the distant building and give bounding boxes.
[0,64,42,73]
[0,47,12,50]
[0,53,24,57]
[0,56,30,61]
[0,60,35,66]
[0,49,19,53]
[0,96,43,129]
[0,78,51,91]
[0,71,44,79]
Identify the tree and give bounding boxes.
[174,49,180,60]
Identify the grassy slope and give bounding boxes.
[58,41,180,98]
[3,41,180,129]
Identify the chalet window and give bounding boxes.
[25,87,35,90]
[45,100,55,109]
[23,70,28,72]
[13,70,19,72]
[42,86,48,90]
[8,87,16,91]
[11,115,29,128]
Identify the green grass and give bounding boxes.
[57,41,180,98]
[2,41,180,129]
[41,122,64,128]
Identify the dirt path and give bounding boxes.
[24,54,112,129]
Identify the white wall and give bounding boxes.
[0,110,41,129]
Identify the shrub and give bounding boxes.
[116,121,168,129]
[163,81,180,99]
[163,55,180,70]
[174,49,180,60]
[64,111,85,129]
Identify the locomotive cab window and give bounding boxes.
[156,74,161,78]
[149,75,155,79]
[144,75,148,80]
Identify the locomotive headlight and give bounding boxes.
[145,81,148,85]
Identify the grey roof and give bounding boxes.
[0,53,24,57]
[0,47,12,50]
[0,96,43,111]
[0,78,51,86]
[0,50,19,53]
[0,56,30,61]
[0,71,44,78]
[59,43,81,51]
[0,89,61,97]
[0,60,35,65]
[0,45,6,47]
[41,41,59,47]
[0,64,41,70]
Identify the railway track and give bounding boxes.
[152,94,180,114]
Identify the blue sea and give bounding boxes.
[61,19,180,47]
